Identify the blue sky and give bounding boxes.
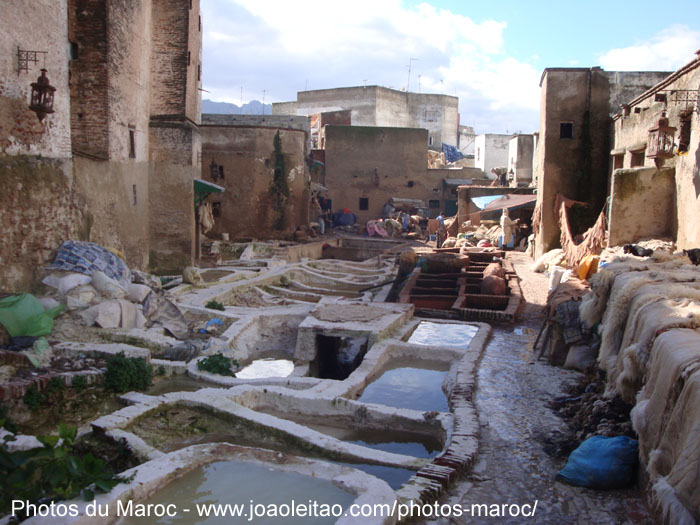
[202,0,700,135]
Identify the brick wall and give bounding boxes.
[68,0,110,158]
[150,0,190,118]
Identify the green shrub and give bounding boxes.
[47,376,66,395]
[23,385,43,410]
[197,353,238,376]
[105,352,152,393]
[205,300,225,311]
[72,375,88,392]
[0,423,131,516]
[156,365,166,376]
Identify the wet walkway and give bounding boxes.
[425,253,651,524]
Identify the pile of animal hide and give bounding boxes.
[630,329,700,525]
[577,255,700,523]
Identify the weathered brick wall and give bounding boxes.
[200,125,310,240]
[0,157,82,292]
[68,0,109,158]
[148,123,196,273]
[106,0,152,160]
[1,1,72,158]
[150,0,189,118]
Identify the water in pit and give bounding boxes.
[357,362,449,412]
[235,358,294,379]
[304,423,442,459]
[407,321,477,348]
[331,461,415,490]
[118,460,355,525]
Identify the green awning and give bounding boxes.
[194,178,224,210]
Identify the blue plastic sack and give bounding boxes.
[556,435,638,489]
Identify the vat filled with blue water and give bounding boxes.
[357,361,449,412]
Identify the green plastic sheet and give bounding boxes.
[0,294,64,338]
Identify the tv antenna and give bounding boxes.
[407,58,418,92]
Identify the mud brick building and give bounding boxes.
[0,0,203,290]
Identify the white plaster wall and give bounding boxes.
[475,134,510,175]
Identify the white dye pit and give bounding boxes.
[235,359,295,379]
[408,321,478,348]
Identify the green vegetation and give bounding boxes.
[72,375,88,392]
[0,423,131,516]
[268,131,290,230]
[23,385,42,410]
[205,300,225,311]
[104,352,152,393]
[197,353,238,377]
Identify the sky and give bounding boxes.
[201,0,700,135]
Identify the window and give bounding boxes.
[359,197,369,210]
[429,199,440,209]
[198,15,201,31]
[407,180,414,187]
[128,129,135,159]
[429,136,433,146]
[132,184,137,205]
[477,147,480,161]
[630,150,645,167]
[560,122,574,139]
[197,64,201,81]
[613,155,623,170]
[212,202,221,217]
[218,165,225,180]
[679,111,692,153]
[187,51,191,66]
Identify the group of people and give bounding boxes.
[311,192,360,234]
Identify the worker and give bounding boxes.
[499,208,517,249]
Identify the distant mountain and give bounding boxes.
[202,99,272,115]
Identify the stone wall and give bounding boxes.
[607,167,675,246]
[0,2,78,290]
[323,126,436,224]
[0,157,81,292]
[508,134,534,184]
[200,125,310,240]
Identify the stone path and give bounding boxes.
[424,252,652,524]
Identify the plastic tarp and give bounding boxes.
[471,195,502,209]
[0,294,64,338]
[47,240,130,283]
[441,143,463,164]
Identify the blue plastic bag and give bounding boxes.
[556,435,638,489]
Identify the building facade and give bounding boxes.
[608,54,700,249]
[273,86,459,149]
[533,67,670,257]
[200,115,311,240]
[508,134,534,186]
[474,134,510,175]
[0,0,202,290]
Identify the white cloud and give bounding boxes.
[599,25,700,71]
[201,0,540,133]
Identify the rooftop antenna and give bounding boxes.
[240,86,243,107]
[407,58,417,92]
[305,79,308,91]
[363,79,368,87]
[418,74,421,93]
[440,79,444,94]
[262,89,266,114]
